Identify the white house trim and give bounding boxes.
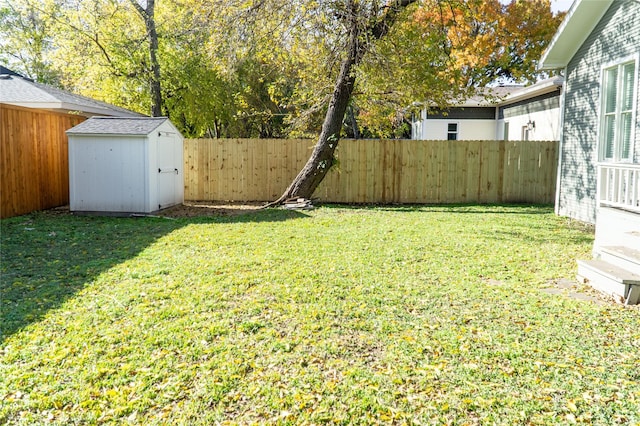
[500,77,563,105]
[539,0,615,70]
[555,67,568,215]
[597,53,639,164]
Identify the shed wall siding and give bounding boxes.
[154,121,184,209]
[559,0,640,223]
[69,136,147,212]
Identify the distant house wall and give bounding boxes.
[498,90,562,141]
[559,0,640,223]
[411,91,562,142]
[497,108,561,141]
[418,119,496,141]
[412,107,497,140]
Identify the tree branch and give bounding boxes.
[371,0,418,40]
[127,0,147,19]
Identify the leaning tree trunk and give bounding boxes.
[273,26,361,203]
[269,0,416,206]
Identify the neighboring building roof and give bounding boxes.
[0,65,27,78]
[539,0,614,69]
[457,85,526,107]
[499,76,564,105]
[421,77,563,109]
[0,69,145,118]
[66,117,170,136]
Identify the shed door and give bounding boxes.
[157,134,180,209]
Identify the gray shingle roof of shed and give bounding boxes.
[66,117,169,135]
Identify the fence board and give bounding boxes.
[183,138,558,205]
[1,104,85,218]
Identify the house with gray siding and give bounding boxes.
[540,0,640,304]
[411,77,563,141]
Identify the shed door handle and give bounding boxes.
[158,168,178,174]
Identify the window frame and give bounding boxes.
[598,55,638,163]
[447,122,458,141]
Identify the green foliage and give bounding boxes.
[1,0,564,137]
[354,0,566,137]
[2,206,639,424]
[0,0,61,83]
[45,0,151,114]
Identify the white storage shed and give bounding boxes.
[67,117,184,214]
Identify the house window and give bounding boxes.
[447,123,458,140]
[600,60,636,161]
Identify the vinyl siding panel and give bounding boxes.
[559,0,640,223]
[427,107,496,120]
[499,90,561,119]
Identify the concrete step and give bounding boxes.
[599,246,640,275]
[577,259,640,305]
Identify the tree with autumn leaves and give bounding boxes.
[0,0,564,201]
[273,0,565,202]
[427,0,563,85]
[355,0,565,136]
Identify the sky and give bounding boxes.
[550,0,574,14]
[499,0,574,14]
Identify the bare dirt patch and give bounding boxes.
[39,202,265,219]
[159,201,265,218]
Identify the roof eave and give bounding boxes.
[58,102,141,117]
[1,100,141,117]
[457,102,495,107]
[538,62,567,70]
[66,132,150,137]
[3,101,63,110]
[539,0,615,70]
[500,79,563,105]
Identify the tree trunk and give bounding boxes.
[270,0,417,205]
[274,26,361,202]
[347,104,360,139]
[130,0,162,117]
[147,10,162,117]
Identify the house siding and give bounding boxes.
[499,90,560,119]
[427,107,496,120]
[413,118,496,140]
[559,0,640,223]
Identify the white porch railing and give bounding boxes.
[598,163,640,213]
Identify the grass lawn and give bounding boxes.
[1,205,639,425]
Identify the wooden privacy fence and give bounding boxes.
[1,104,85,218]
[184,138,558,204]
